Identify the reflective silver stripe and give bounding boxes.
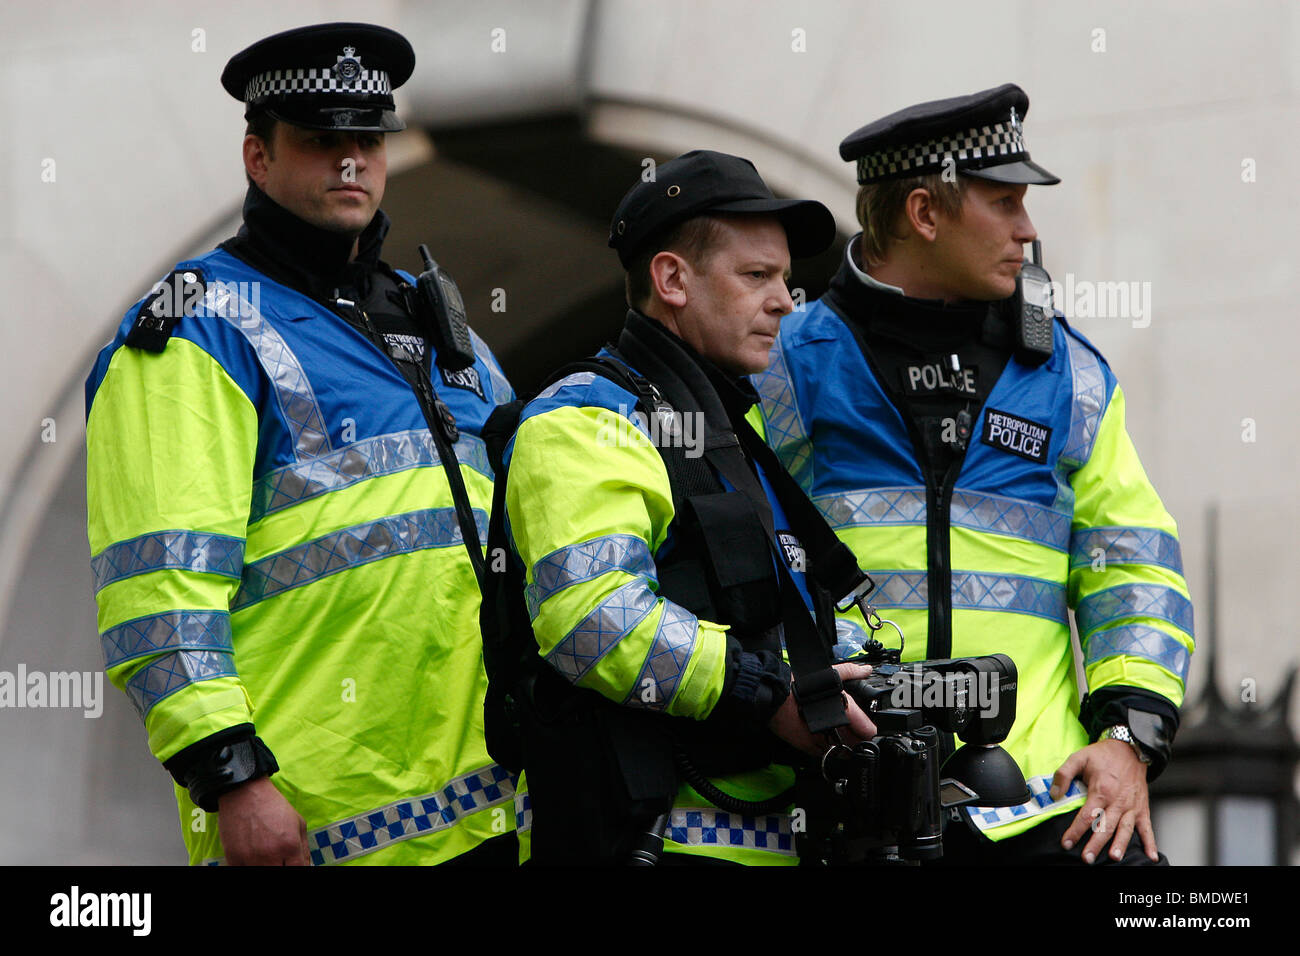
[817,487,925,528]
[1060,334,1106,467]
[101,610,232,669]
[232,507,486,610]
[816,486,1072,552]
[123,648,237,719]
[1069,527,1184,574]
[515,789,532,834]
[208,283,332,462]
[535,371,598,401]
[470,328,512,404]
[204,765,517,866]
[952,489,1072,551]
[1076,583,1194,638]
[545,580,658,683]
[869,571,1067,622]
[752,338,813,488]
[967,775,1086,832]
[667,808,795,856]
[525,534,656,619]
[249,430,493,521]
[92,530,244,592]
[1083,624,1191,683]
[624,602,698,711]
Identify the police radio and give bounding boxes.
[1012,240,1054,365]
[414,244,477,372]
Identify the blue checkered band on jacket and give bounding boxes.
[515,790,533,833]
[667,808,796,856]
[245,67,392,103]
[967,775,1086,831]
[203,765,515,866]
[856,119,1026,183]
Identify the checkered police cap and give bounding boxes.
[221,22,415,133]
[840,83,1060,186]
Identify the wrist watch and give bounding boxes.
[1101,724,1151,764]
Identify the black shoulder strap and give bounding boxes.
[600,344,867,736]
[124,268,207,352]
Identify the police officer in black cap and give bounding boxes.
[86,23,518,866]
[496,150,878,865]
[755,85,1190,865]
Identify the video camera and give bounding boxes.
[797,639,1029,865]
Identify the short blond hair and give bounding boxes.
[854,174,968,266]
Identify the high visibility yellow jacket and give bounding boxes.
[755,248,1192,840]
[504,314,819,865]
[85,204,516,864]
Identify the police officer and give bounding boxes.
[85,22,517,865]
[754,84,1193,864]
[501,151,876,865]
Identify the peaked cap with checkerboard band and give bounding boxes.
[840,83,1060,186]
[222,22,415,133]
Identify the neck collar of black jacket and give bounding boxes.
[617,310,761,430]
[228,183,392,301]
[826,251,1009,353]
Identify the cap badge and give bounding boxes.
[1009,106,1022,136]
[334,46,363,86]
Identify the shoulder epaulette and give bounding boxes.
[124,268,206,352]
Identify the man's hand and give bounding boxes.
[217,776,311,866]
[1052,739,1157,864]
[769,662,878,756]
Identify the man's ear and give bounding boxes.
[902,187,940,243]
[243,135,271,190]
[648,250,690,309]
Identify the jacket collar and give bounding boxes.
[616,310,760,429]
[227,183,392,301]
[826,239,1006,352]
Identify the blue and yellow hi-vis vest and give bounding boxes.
[755,277,1193,840]
[85,246,516,864]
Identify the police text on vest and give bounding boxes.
[981,408,1052,464]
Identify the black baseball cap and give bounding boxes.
[840,83,1060,186]
[222,22,415,132]
[608,150,837,268]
